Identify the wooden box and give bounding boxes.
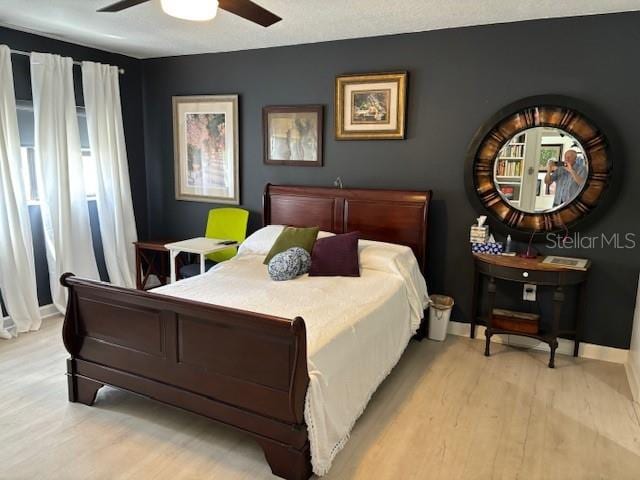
[491,309,540,334]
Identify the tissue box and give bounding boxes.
[470,225,490,243]
[472,242,504,255]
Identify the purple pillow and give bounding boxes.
[309,231,360,277]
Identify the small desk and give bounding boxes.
[134,240,175,290]
[165,237,238,283]
[472,253,590,368]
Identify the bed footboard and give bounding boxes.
[60,273,312,480]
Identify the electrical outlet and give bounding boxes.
[523,283,537,302]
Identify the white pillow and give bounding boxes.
[358,239,430,314]
[358,239,414,273]
[238,225,285,256]
[238,225,334,257]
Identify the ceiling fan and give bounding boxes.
[97,0,281,27]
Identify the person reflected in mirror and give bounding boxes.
[544,149,587,207]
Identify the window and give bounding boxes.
[17,102,97,203]
[81,150,98,198]
[20,146,38,202]
[20,147,97,203]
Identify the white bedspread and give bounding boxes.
[153,239,428,475]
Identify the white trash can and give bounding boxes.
[428,294,454,341]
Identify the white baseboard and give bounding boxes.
[39,303,59,319]
[1,316,16,336]
[447,320,629,365]
[626,357,640,402]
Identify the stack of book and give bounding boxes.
[501,144,525,157]
[500,185,515,199]
[496,160,522,177]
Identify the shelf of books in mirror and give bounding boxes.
[494,132,526,206]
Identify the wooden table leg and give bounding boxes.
[135,247,142,290]
[549,286,565,368]
[159,251,167,285]
[139,250,153,289]
[484,276,496,357]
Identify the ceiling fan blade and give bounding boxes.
[97,0,151,12]
[218,0,282,27]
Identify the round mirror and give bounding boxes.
[493,127,589,213]
[466,97,612,235]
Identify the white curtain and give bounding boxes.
[0,45,41,338]
[31,52,99,313]
[82,61,137,288]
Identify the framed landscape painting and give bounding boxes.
[263,105,323,166]
[539,144,563,171]
[173,95,240,204]
[335,71,407,140]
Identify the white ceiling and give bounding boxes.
[1,0,640,59]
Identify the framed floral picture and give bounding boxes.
[173,95,240,204]
[335,72,407,140]
[263,105,323,166]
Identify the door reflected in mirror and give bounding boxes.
[493,127,588,213]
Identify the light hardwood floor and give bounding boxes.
[1,316,639,480]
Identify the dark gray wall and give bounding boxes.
[142,12,640,349]
[0,26,147,309]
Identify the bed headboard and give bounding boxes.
[263,184,432,272]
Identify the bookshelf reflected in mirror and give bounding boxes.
[494,132,526,208]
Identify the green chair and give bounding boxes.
[180,207,249,278]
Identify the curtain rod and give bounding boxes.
[9,48,125,75]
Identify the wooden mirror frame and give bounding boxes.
[466,96,612,237]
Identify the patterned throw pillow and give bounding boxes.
[290,247,312,275]
[268,247,312,281]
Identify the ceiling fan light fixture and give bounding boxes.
[160,0,219,21]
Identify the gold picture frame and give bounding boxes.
[335,71,407,140]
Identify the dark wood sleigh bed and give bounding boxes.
[61,184,431,480]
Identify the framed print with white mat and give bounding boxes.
[173,95,239,204]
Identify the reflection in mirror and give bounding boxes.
[493,127,588,213]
